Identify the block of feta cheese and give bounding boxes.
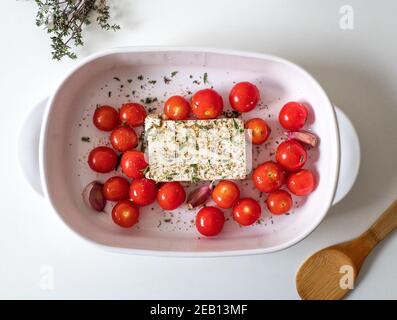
[144,115,248,182]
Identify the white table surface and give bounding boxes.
[2,0,397,300]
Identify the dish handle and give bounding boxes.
[333,106,360,205]
[17,97,48,197]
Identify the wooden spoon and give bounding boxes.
[296,198,397,300]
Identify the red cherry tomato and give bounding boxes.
[276,140,307,172]
[110,126,138,152]
[88,146,118,173]
[119,103,147,127]
[164,95,190,120]
[103,176,130,201]
[191,89,224,119]
[120,150,148,179]
[245,118,271,144]
[211,180,240,209]
[196,206,225,237]
[229,82,260,113]
[279,102,308,131]
[287,169,316,196]
[266,190,292,215]
[252,161,285,193]
[129,178,157,206]
[93,105,119,131]
[112,200,139,228]
[232,197,261,226]
[157,182,186,210]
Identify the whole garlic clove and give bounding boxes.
[284,130,319,148]
[186,182,214,210]
[82,181,106,212]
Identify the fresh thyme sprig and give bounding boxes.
[35,0,120,60]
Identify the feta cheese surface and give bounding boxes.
[144,115,247,182]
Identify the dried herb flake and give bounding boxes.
[163,76,171,84]
[203,72,208,84]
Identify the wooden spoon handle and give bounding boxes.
[365,198,397,244]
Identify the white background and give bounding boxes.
[1,0,397,299]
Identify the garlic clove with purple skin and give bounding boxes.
[186,182,214,210]
[82,181,106,212]
[284,130,319,148]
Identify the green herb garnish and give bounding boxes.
[141,97,158,104]
[203,72,208,84]
[81,136,90,142]
[163,76,171,84]
[35,0,120,60]
[141,166,150,176]
[171,71,178,77]
[232,118,239,130]
[222,110,241,118]
[139,131,147,152]
[191,176,200,183]
[165,172,178,180]
[195,124,210,130]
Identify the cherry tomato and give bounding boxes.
[110,126,138,152]
[119,103,147,127]
[252,161,285,193]
[93,105,119,131]
[121,150,148,179]
[266,190,292,215]
[112,200,139,228]
[229,82,260,113]
[164,95,190,120]
[211,180,240,209]
[287,169,316,196]
[232,197,261,226]
[88,146,118,173]
[157,182,186,210]
[191,89,224,119]
[276,140,307,172]
[196,206,225,237]
[245,118,271,144]
[279,101,308,131]
[129,178,157,206]
[103,176,130,201]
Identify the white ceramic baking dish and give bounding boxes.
[17,47,360,257]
